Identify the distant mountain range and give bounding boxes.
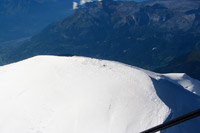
[0,0,74,42]
[1,0,200,80]
[0,0,149,43]
[0,0,58,14]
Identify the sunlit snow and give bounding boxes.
[0,56,199,133]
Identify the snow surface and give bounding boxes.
[0,56,199,133]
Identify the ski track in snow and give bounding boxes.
[0,55,199,133]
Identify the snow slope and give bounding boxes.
[0,56,199,133]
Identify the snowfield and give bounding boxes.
[0,56,199,133]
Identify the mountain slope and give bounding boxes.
[155,50,200,81]
[0,55,199,133]
[6,0,200,69]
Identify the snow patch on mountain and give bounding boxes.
[135,67,200,96]
[0,56,199,133]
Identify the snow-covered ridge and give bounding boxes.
[0,56,199,133]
